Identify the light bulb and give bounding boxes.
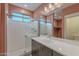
[44,7,49,13]
[44,7,48,12]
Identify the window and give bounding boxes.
[23,15,31,19]
[12,16,22,22]
[11,12,31,22]
[23,18,31,23]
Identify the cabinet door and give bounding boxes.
[53,51,63,56]
[39,43,53,56]
[32,40,53,56]
[32,40,40,56]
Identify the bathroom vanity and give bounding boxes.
[32,35,63,56]
[32,35,79,56]
[32,39,62,56]
[32,40,53,56]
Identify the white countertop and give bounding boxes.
[32,35,79,56]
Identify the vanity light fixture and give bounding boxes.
[49,3,54,12]
[42,3,63,15]
[44,7,49,13]
[44,7,47,12]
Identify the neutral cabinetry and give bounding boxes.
[32,40,62,56]
[32,40,53,56]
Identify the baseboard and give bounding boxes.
[7,48,32,56]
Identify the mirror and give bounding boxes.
[39,16,53,36]
[46,20,52,36]
[39,18,47,35]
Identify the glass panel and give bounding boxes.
[12,16,22,22]
[23,18,31,23]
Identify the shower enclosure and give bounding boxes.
[7,12,38,55]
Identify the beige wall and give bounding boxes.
[65,15,79,40]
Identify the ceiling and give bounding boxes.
[12,3,75,14]
[42,3,75,15]
[12,3,42,11]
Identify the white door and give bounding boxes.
[7,16,25,55]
